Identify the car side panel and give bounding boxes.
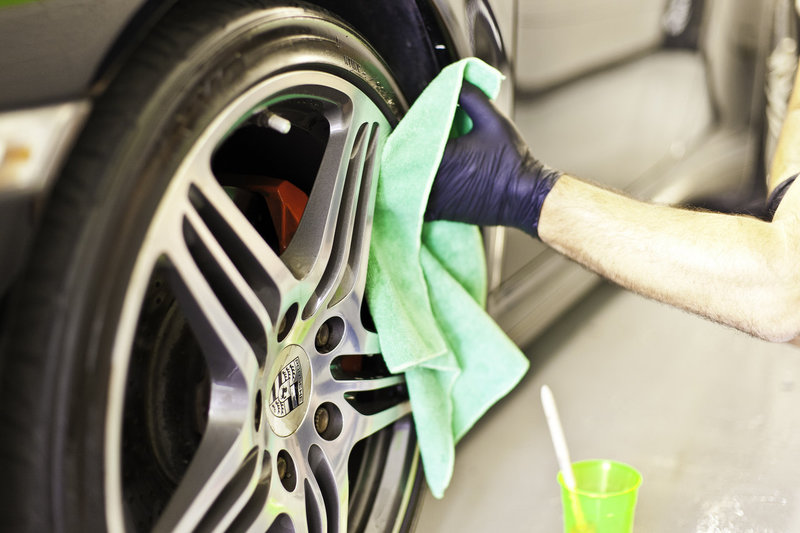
[0,0,152,110]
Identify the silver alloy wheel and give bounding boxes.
[104,69,418,532]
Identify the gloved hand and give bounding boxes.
[425,82,561,238]
[767,174,797,220]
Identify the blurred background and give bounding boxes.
[487,0,784,348]
[417,1,800,530]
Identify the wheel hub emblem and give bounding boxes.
[265,344,312,437]
[269,357,304,418]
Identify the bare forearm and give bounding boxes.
[770,69,800,191]
[538,175,800,341]
[426,76,800,341]
[770,108,800,191]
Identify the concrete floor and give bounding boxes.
[414,282,800,532]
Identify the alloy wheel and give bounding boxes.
[104,68,417,533]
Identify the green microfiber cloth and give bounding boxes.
[366,58,530,498]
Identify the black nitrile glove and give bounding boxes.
[767,174,797,220]
[426,82,562,238]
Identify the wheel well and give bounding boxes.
[313,0,453,102]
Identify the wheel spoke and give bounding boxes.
[183,206,272,365]
[333,374,405,394]
[282,97,384,314]
[310,441,351,532]
[153,432,252,533]
[196,449,264,533]
[351,417,418,529]
[231,489,294,533]
[235,446,308,533]
[222,478,270,533]
[303,475,329,533]
[328,121,385,310]
[348,401,413,443]
[361,331,381,355]
[167,236,258,382]
[271,493,309,533]
[188,164,298,324]
[301,120,371,318]
[244,502,275,533]
[281,102,362,282]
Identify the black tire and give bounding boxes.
[0,1,422,531]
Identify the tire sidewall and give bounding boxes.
[1,2,403,531]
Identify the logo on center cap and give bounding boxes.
[269,357,304,418]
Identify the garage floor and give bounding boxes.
[414,282,800,532]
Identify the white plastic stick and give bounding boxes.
[541,385,576,489]
[541,385,590,532]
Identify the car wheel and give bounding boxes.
[0,1,422,531]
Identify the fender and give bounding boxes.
[0,0,510,109]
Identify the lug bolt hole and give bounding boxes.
[314,402,343,440]
[315,406,329,433]
[277,450,297,491]
[315,317,344,354]
[277,303,298,342]
[254,390,263,432]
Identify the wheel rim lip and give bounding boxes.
[103,69,413,531]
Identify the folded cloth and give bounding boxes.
[366,58,530,498]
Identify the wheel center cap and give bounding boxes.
[266,344,312,437]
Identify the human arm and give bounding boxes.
[769,67,800,194]
[428,82,800,342]
[538,175,800,342]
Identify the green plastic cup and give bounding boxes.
[557,459,642,533]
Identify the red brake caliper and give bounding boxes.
[249,178,364,374]
[248,178,308,254]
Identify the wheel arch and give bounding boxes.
[90,0,504,105]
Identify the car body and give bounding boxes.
[0,1,513,532]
